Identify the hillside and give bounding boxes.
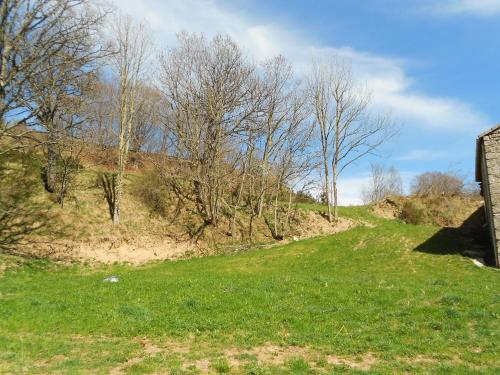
[2,2,499,374]
[1,206,499,374]
[0,149,353,264]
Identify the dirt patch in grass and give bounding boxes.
[20,235,194,265]
[70,236,192,265]
[108,337,483,374]
[108,338,380,373]
[109,338,163,375]
[222,343,376,371]
[325,352,377,370]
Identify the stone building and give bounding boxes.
[476,124,500,267]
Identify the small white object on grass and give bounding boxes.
[293,236,299,242]
[103,276,119,282]
[472,259,485,268]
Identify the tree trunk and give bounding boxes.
[332,162,338,221]
[113,70,136,226]
[285,189,293,229]
[249,212,255,242]
[58,162,69,208]
[113,165,124,226]
[323,157,332,222]
[257,134,272,217]
[257,189,265,217]
[231,163,247,237]
[45,144,57,193]
[113,110,127,225]
[273,190,279,239]
[45,125,59,193]
[332,115,340,222]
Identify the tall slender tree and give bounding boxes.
[309,59,394,220]
[109,14,151,225]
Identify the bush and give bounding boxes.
[411,171,464,196]
[400,200,427,225]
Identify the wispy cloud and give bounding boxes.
[108,0,489,133]
[424,0,500,16]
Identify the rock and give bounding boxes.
[472,259,485,268]
[293,236,299,242]
[103,275,119,282]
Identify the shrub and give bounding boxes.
[411,171,464,196]
[400,200,427,225]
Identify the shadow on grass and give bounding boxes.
[414,207,496,266]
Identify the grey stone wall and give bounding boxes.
[482,129,500,267]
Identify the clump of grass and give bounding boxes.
[245,363,271,375]
[439,295,462,306]
[211,358,231,373]
[287,357,311,373]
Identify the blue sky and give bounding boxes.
[111,0,499,204]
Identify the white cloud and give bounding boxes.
[337,176,367,206]
[427,0,500,16]
[338,170,418,205]
[108,0,489,132]
[398,149,450,161]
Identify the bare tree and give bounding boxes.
[264,93,314,239]
[130,84,162,153]
[411,171,464,196]
[308,59,394,221]
[308,62,335,222]
[159,33,259,227]
[361,163,403,204]
[0,0,106,149]
[85,77,117,150]
[109,14,151,225]
[254,55,295,217]
[25,46,101,192]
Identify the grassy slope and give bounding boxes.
[0,207,499,374]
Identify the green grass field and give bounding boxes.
[0,207,499,374]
